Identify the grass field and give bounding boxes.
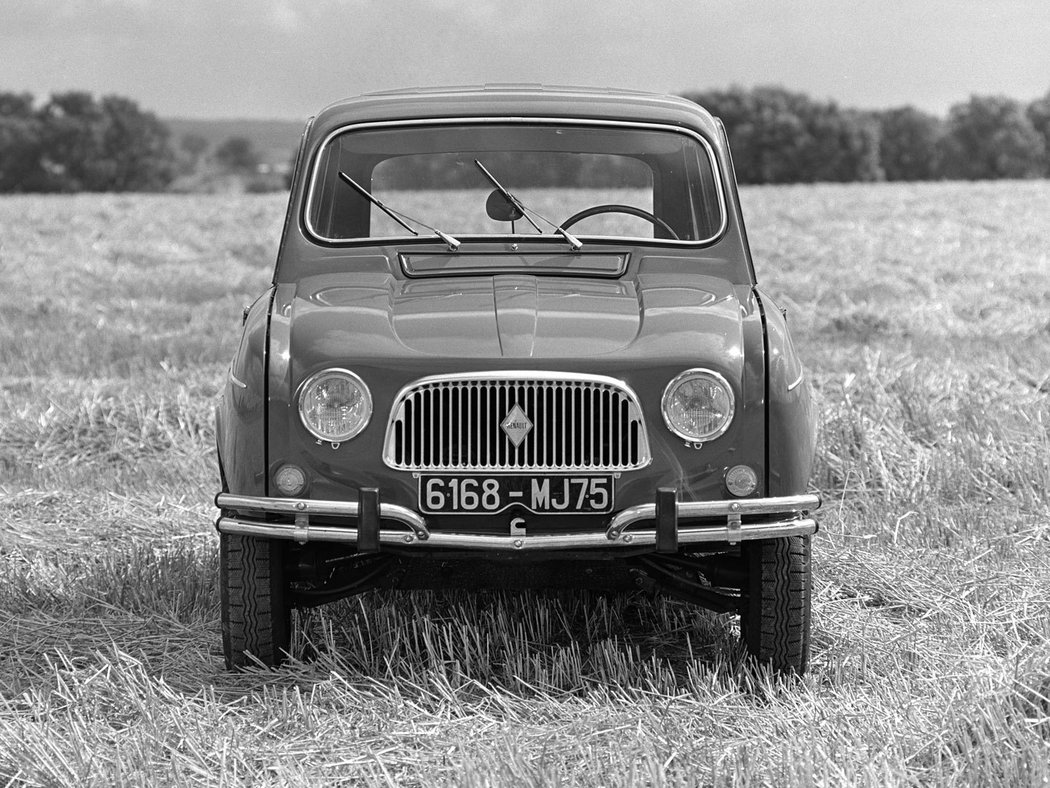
[1,183,1048,785]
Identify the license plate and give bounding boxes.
[419,475,614,515]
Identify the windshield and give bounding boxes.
[305,122,725,245]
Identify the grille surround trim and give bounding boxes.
[382,371,652,472]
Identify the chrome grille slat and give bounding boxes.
[588,387,595,468]
[566,384,572,467]
[428,387,434,467]
[384,372,652,472]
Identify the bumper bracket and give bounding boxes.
[655,487,678,553]
[357,487,381,553]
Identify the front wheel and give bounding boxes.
[740,535,812,675]
[220,534,292,669]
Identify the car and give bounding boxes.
[214,85,820,674]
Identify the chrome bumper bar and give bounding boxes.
[215,491,820,552]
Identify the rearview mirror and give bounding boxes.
[485,189,524,222]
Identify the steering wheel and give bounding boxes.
[557,204,680,240]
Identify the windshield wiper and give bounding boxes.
[338,171,460,251]
[473,159,583,250]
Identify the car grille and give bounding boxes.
[383,372,651,472]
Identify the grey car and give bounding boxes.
[215,85,820,673]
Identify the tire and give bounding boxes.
[220,534,291,670]
[740,535,811,675]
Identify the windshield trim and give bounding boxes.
[302,117,728,248]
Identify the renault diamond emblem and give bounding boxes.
[500,404,533,447]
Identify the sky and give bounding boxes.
[2,0,1049,120]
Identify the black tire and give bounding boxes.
[220,534,291,670]
[740,535,811,675]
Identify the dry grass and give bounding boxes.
[0,184,1048,785]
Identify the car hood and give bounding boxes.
[287,272,750,370]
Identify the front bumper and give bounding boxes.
[215,489,820,552]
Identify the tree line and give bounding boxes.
[0,91,274,193]
[0,91,176,191]
[2,87,1050,192]
[682,86,1050,183]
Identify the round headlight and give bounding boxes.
[662,369,735,442]
[298,369,372,442]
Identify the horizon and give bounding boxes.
[161,79,1050,123]
[156,81,1046,124]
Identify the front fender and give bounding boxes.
[216,288,274,496]
[757,289,817,496]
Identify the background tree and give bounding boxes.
[798,105,882,182]
[31,91,174,191]
[214,136,260,172]
[875,106,944,181]
[97,95,174,190]
[938,95,1045,179]
[682,86,882,183]
[36,91,108,190]
[1026,90,1050,177]
[0,92,45,191]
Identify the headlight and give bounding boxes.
[661,369,735,442]
[298,368,372,442]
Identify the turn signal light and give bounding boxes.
[725,465,758,497]
[274,464,307,497]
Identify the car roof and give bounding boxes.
[308,84,721,141]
